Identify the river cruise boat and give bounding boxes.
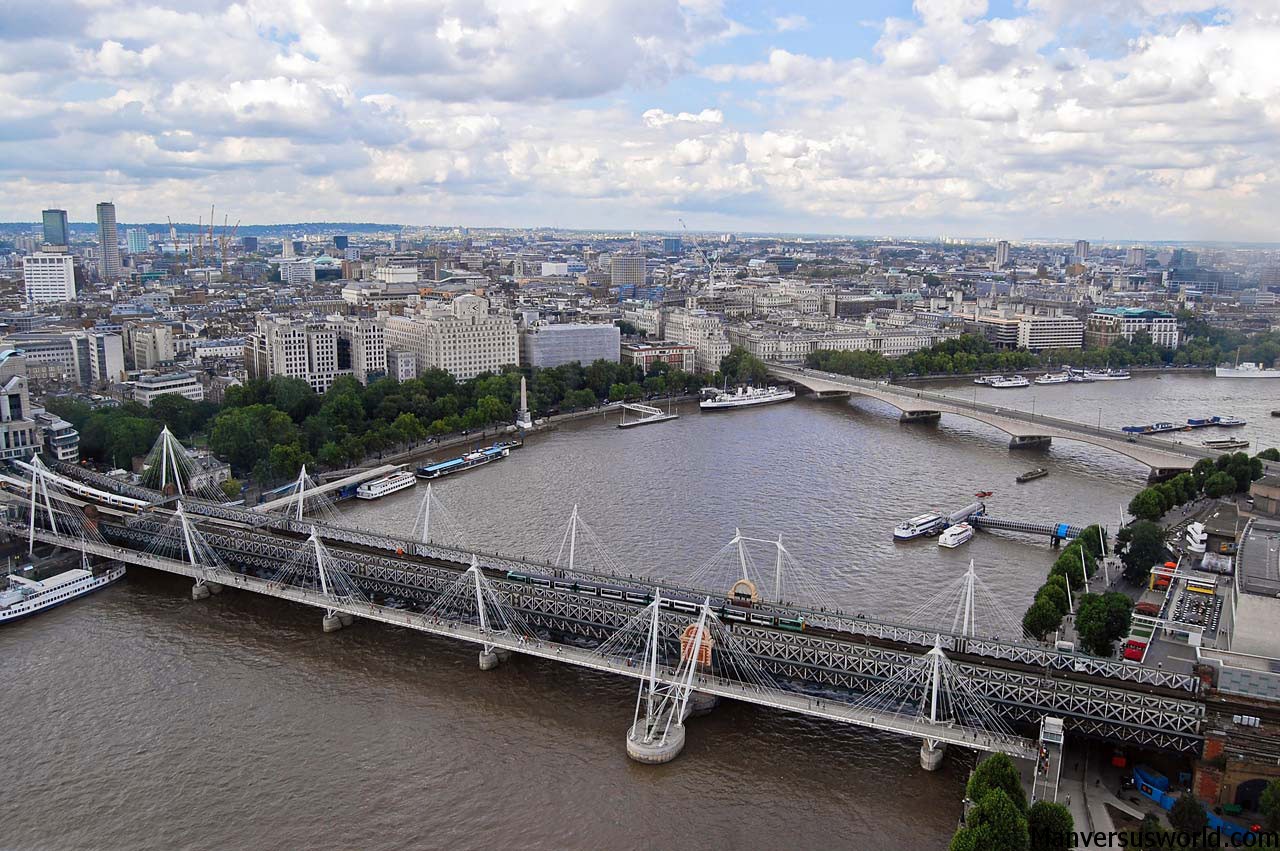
[1,562,125,625]
[1083,368,1131,381]
[355,469,416,500]
[699,385,795,411]
[938,522,975,548]
[1203,438,1250,450]
[1216,416,1246,427]
[894,513,947,541]
[1016,468,1048,483]
[416,444,512,480]
[988,375,1030,389]
[1216,356,1280,379]
[1033,372,1070,385]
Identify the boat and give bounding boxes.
[1216,352,1280,378]
[416,443,512,480]
[1203,438,1250,450]
[1016,468,1048,483]
[1083,368,1131,381]
[988,375,1030,389]
[974,491,994,498]
[699,385,796,410]
[1121,425,1149,434]
[1033,372,1070,385]
[355,469,416,499]
[1272,411,1280,417]
[973,375,999,385]
[1,562,126,625]
[938,523,975,548]
[1215,416,1246,427]
[1186,417,1218,428]
[893,513,947,541]
[1150,422,1181,433]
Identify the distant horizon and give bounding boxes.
[3,2,1278,243]
[3,220,1278,251]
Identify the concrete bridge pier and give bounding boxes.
[191,581,211,600]
[920,739,946,771]
[322,613,344,633]
[338,613,354,628]
[478,648,501,670]
[1148,467,1184,483]
[687,691,720,716]
[899,410,941,424]
[1009,435,1052,450]
[626,714,687,764]
[206,581,223,595]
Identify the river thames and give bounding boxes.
[3,373,1277,850]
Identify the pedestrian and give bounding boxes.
[1066,794,1071,806]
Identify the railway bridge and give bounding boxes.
[2,456,1207,775]
[769,364,1217,480]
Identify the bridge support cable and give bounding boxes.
[265,527,368,624]
[901,560,1029,644]
[11,455,113,555]
[409,483,467,548]
[422,556,538,655]
[137,502,236,596]
[274,466,343,526]
[685,530,827,607]
[138,426,227,502]
[552,504,626,577]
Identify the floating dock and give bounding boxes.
[617,402,679,429]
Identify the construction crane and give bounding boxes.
[218,216,240,281]
[166,217,179,254]
[678,218,720,297]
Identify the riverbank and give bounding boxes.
[892,366,1214,385]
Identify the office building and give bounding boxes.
[246,316,339,393]
[520,323,620,368]
[1074,240,1090,263]
[125,323,176,370]
[280,259,316,285]
[387,349,416,381]
[126,228,149,254]
[35,409,79,463]
[132,372,205,407]
[3,331,124,387]
[383,295,519,381]
[621,341,696,373]
[96,202,122,280]
[610,252,646,289]
[333,235,349,250]
[1126,247,1147,269]
[1015,315,1084,351]
[661,307,731,372]
[994,240,1011,269]
[41,209,68,247]
[21,251,76,303]
[327,317,386,385]
[662,237,682,255]
[0,349,41,460]
[242,236,259,252]
[1085,308,1179,349]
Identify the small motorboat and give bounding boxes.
[974,491,994,498]
[1017,468,1048,483]
[938,523,975,548]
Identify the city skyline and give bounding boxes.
[2,2,1279,241]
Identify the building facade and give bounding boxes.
[383,295,519,380]
[610,252,646,289]
[132,372,205,406]
[1085,308,1179,349]
[1015,315,1084,351]
[21,250,76,303]
[0,350,41,461]
[96,202,122,280]
[620,341,696,373]
[520,323,620,369]
[41,209,68,247]
[661,307,731,373]
[0,331,124,387]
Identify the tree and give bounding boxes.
[1127,488,1165,522]
[1167,795,1208,837]
[1028,800,1073,851]
[967,753,1027,813]
[1260,779,1280,833]
[208,404,301,474]
[1131,814,1166,848]
[720,346,769,386]
[950,789,1030,851]
[1039,576,1070,616]
[1119,521,1167,583]
[1023,599,1063,640]
[1258,448,1280,463]
[267,375,319,423]
[148,394,197,438]
[1075,592,1132,656]
[219,478,242,499]
[1203,471,1237,499]
[1191,457,1217,488]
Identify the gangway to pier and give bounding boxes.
[968,515,1086,542]
[617,402,678,429]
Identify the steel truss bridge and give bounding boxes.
[3,458,1207,767]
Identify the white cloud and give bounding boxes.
[0,0,1278,239]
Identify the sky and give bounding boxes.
[2,0,1279,241]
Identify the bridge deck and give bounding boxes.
[24,524,1035,758]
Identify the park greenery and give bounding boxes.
[1021,525,1121,645]
[49,353,753,486]
[1127,453,1267,523]
[806,323,1280,381]
[951,753,1071,851]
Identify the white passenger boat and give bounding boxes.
[1083,368,1131,381]
[938,523,975,548]
[1,562,125,625]
[894,513,947,541]
[988,375,1030,388]
[1033,372,1070,385]
[700,385,796,410]
[355,469,416,499]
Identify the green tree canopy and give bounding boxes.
[1167,795,1208,837]
[1127,488,1165,522]
[951,789,1030,851]
[1260,779,1280,833]
[1203,471,1237,499]
[1028,800,1073,851]
[1022,598,1063,640]
[967,753,1028,813]
[208,404,301,474]
[1118,521,1167,583]
[1075,592,1133,656]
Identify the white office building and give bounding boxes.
[1015,315,1084,351]
[0,331,124,386]
[383,295,519,380]
[21,251,76,303]
[132,372,205,406]
[661,307,731,373]
[280,259,316,286]
[520,323,620,368]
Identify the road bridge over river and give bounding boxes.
[769,365,1219,480]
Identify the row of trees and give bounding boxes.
[1176,311,1280,369]
[1128,452,1270,522]
[950,753,1073,851]
[46,395,222,469]
[1020,527,1132,655]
